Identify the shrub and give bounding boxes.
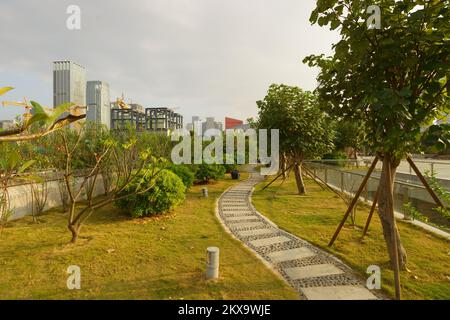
[168,164,194,189]
[194,163,226,183]
[322,151,348,167]
[223,163,238,173]
[116,169,186,218]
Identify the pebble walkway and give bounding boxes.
[216,173,380,300]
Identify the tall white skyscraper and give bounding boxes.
[53,61,86,108]
[86,81,111,129]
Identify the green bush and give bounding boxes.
[322,151,348,167]
[168,164,195,189]
[116,169,186,218]
[194,163,226,183]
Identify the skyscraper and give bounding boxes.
[53,61,86,108]
[86,81,111,129]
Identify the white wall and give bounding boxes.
[6,176,106,221]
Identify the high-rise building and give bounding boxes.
[86,81,111,129]
[185,116,200,132]
[53,61,87,108]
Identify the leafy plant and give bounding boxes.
[0,142,36,231]
[54,125,167,243]
[424,170,450,219]
[0,87,85,142]
[116,168,186,218]
[421,124,450,155]
[256,84,335,194]
[194,163,226,184]
[402,202,428,222]
[304,0,450,270]
[168,164,194,189]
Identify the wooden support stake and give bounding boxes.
[328,156,379,247]
[302,165,325,190]
[304,164,347,202]
[262,163,294,190]
[360,184,380,240]
[386,155,402,300]
[406,156,444,208]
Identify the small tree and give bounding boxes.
[334,120,365,160]
[57,125,165,243]
[304,0,450,270]
[256,84,334,194]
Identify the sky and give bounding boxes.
[0,0,339,124]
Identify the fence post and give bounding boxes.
[340,172,344,192]
[324,167,328,184]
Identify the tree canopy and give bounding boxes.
[304,0,450,160]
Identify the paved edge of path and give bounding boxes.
[215,173,383,300]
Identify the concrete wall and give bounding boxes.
[6,176,106,221]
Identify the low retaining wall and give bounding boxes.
[6,176,106,221]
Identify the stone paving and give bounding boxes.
[216,173,380,300]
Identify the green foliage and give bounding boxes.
[421,124,450,154]
[0,87,14,96]
[116,169,186,218]
[304,0,450,160]
[256,84,334,160]
[168,164,195,189]
[194,163,226,183]
[424,170,450,219]
[322,150,348,167]
[334,120,365,153]
[402,202,428,222]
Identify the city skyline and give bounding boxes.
[0,0,339,123]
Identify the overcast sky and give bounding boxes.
[0,0,339,124]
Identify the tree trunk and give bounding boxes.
[68,223,81,244]
[377,154,407,270]
[293,161,306,195]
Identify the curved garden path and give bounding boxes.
[216,172,380,300]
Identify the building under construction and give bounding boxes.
[111,100,183,132]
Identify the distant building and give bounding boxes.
[0,120,14,130]
[111,101,146,131]
[186,116,201,133]
[111,104,183,133]
[86,81,111,129]
[145,108,183,132]
[225,117,243,129]
[232,123,251,131]
[202,117,222,134]
[53,61,86,108]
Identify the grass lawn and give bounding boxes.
[0,173,298,300]
[252,175,450,300]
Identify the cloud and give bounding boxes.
[0,0,339,122]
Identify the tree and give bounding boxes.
[334,120,365,159]
[56,125,165,243]
[256,84,334,194]
[0,86,85,228]
[304,0,450,270]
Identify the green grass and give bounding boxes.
[252,175,450,300]
[0,174,298,300]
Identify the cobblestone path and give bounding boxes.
[216,173,379,300]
